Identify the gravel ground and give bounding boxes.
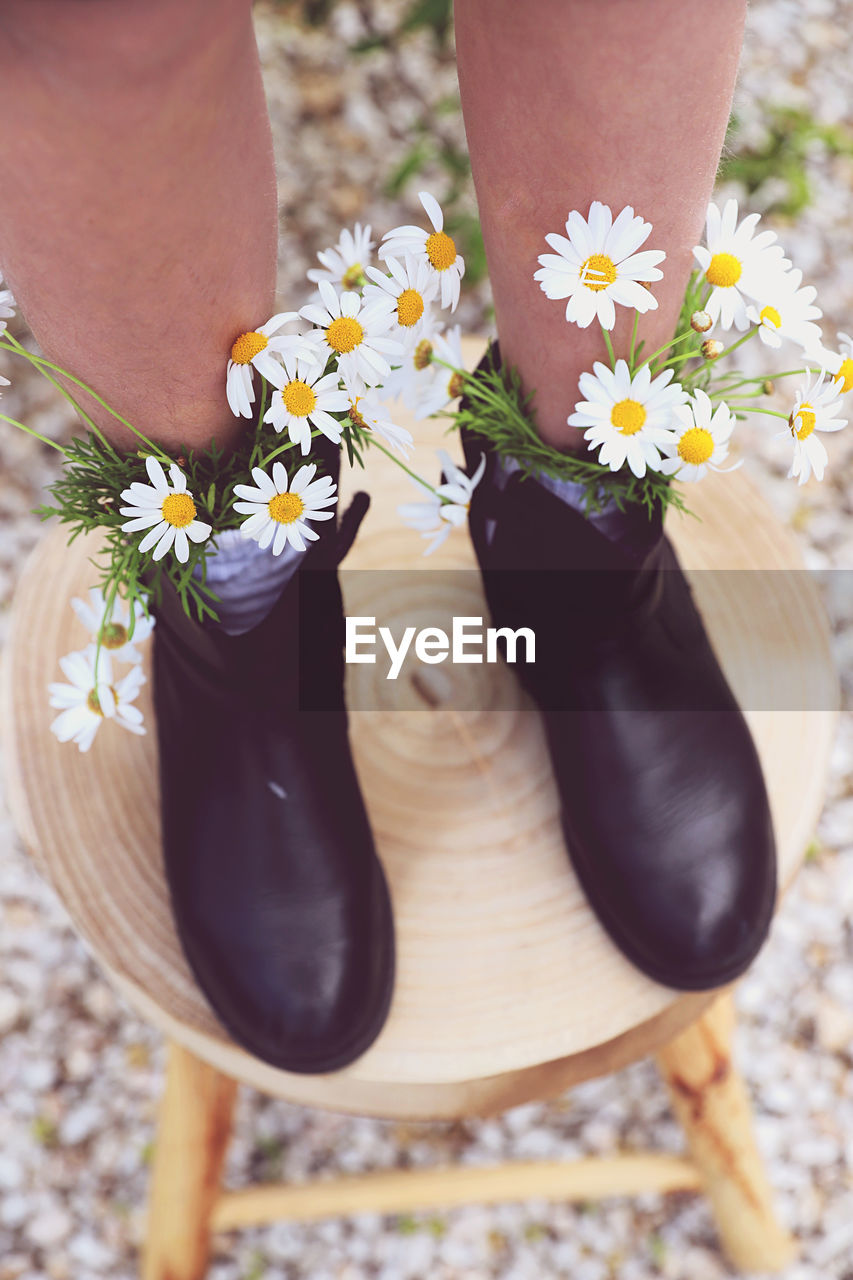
[2,2,853,1277]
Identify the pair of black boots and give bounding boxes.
[149,358,776,1073]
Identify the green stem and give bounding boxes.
[629,310,640,369]
[744,406,788,420]
[713,328,757,363]
[249,379,270,471]
[257,427,322,470]
[367,435,442,497]
[601,323,616,372]
[11,346,170,460]
[0,333,116,453]
[639,329,696,373]
[0,411,68,453]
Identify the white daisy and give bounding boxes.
[381,324,465,422]
[347,392,414,457]
[48,646,146,753]
[71,587,154,664]
[534,202,665,331]
[299,279,403,396]
[379,191,465,312]
[568,359,687,478]
[307,222,374,292]
[806,332,853,396]
[363,254,439,345]
[745,268,822,351]
[398,449,485,556]
[233,461,338,555]
[226,313,317,419]
[0,279,14,337]
[375,308,444,409]
[658,389,737,483]
[693,199,790,333]
[785,368,847,485]
[120,456,212,564]
[263,354,350,455]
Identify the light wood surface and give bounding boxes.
[142,1044,237,1280]
[0,336,838,1117]
[138,999,794,1277]
[657,993,797,1270]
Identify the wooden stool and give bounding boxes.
[0,341,838,1278]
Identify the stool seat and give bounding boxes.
[0,338,837,1120]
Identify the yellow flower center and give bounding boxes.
[791,402,816,440]
[425,230,457,272]
[268,492,305,525]
[230,331,268,364]
[100,622,129,650]
[677,427,715,466]
[342,263,364,291]
[397,288,425,327]
[834,358,853,395]
[413,338,433,371]
[326,316,364,354]
[281,379,317,417]
[580,253,617,292]
[161,493,197,529]
[86,688,105,716]
[759,305,781,329]
[447,372,465,399]
[705,252,742,289]
[610,398,647,436]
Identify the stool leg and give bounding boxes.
[655,992,795,1272]
[142,1041,238,1280]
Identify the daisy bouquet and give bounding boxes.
[1,190,849,751]
[0,193,468,748]
[453,196,850,509]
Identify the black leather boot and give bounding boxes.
[145,464,394,1072]
[459,344,777,990]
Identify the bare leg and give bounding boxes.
[0,0,276,452]
[454,0,746,448]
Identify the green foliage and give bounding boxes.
[31,359,368,653]
[720,104,853,218]
[449,343,688,521]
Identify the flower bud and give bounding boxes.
[691,310,713,333]
[702,339,724,360]
[763,379,775,396]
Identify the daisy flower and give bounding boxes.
[568,358,687,478]
[363,254,439,344]
[398,449,485,556]
[226,313,317,419]
[263,354,350,455]
[745,268,822,351]
[375,310,444,410]
[785,368,847,485]
[693,199,790,332]
[0,278,14,337]
[379,191,465,312]
[658,389,737,483]
[307,222,374,292]
[380,325,465,422]
[534,202,665,331]
[48,646,146,753]
[807,332,853,396]
[71,587,154,664]
[347,392,414,457]
[233,461,338,555]
[299,279,403,396]
[120,456,212,564]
